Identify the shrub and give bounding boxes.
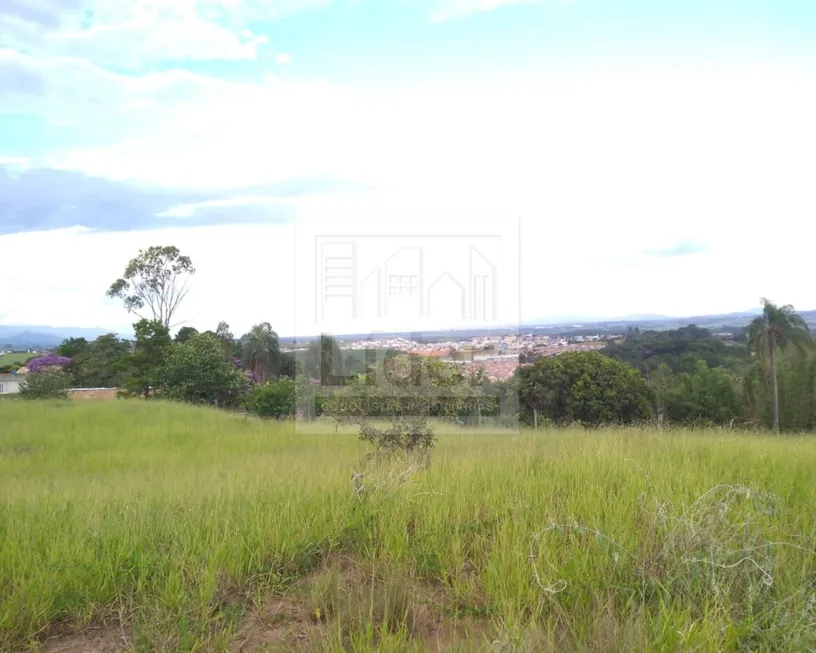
[20,368,70,400]
[359,418,435,453]
[243,378,296,418]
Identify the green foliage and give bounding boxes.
[603,325,750,374]
[519,351,653,426]
[173,326,199,343]
[157,333,251,406]
[279,351,299,379]
[19,367,70,400]
[746,298,813,432]
[650,361,741,426]
[107,245,195,327]
[243,378,296,418]
[322,353,473,453]
[69,333,132,388]
[119,319,173,398]
[55,337,89,359]
[240,322,281,384]
[743,349,816,431]
[302,334,346,384]
[359,418,435,453]
[453,367,502,426]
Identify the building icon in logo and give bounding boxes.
[316,241,356,323]
[316,237,497,324]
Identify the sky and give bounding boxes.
[1,0,816,337]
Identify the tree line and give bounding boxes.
[16,246,816,433]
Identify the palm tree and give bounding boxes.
[241,322,281,384]
[745,298,812,433]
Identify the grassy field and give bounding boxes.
[1,401,815,652]
[0,352,34,367]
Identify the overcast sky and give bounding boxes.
[1,0,815,337]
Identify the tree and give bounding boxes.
[457,366,499,427]
[603,325,750,375]
[518,351,653,427]
[199,321,240,358]
[20,367,70,400]
[156,332,251,406]
[745,298,812,433]
[647,363,674,428]
[120,319,173,398]
[27,355,72,373]
[70,334,132,388]
[240,322,281,384]
[55,337,88,359]
[174,326,199,343]
[657,360,741,427]
[215,321,233,343]
[107,245,195,328]
[280,351,299,379]
[743,344,816,431]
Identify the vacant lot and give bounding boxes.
[1,401,814,652]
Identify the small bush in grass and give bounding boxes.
[20,368,70,400]
[359,418,435,454]
[243,378,296,418]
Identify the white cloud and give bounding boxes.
[0,0,329,69]
[155,194,292,217]
[17,61,813,209]
[429,0,541,22]
[47,16,269,67]
[274,52,293,63]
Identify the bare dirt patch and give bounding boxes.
[41,626,129,653]
[68,389,119,401]
[228,556,489,652]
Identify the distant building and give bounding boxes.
[0,372,25,395]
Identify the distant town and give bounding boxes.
[283,332,620,382]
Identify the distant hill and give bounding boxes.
[0,325,119,349]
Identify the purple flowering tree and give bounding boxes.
[27,355,72,373]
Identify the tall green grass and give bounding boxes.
[1,400,814,651]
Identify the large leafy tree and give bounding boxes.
[745,298,812,433]
[518,351,653,427]
[240,322,281,384]
[107,245,195,328]
[70,333,132,388]
[55,337,89,359]
[120,319,173,398]
[157,332,251,406]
